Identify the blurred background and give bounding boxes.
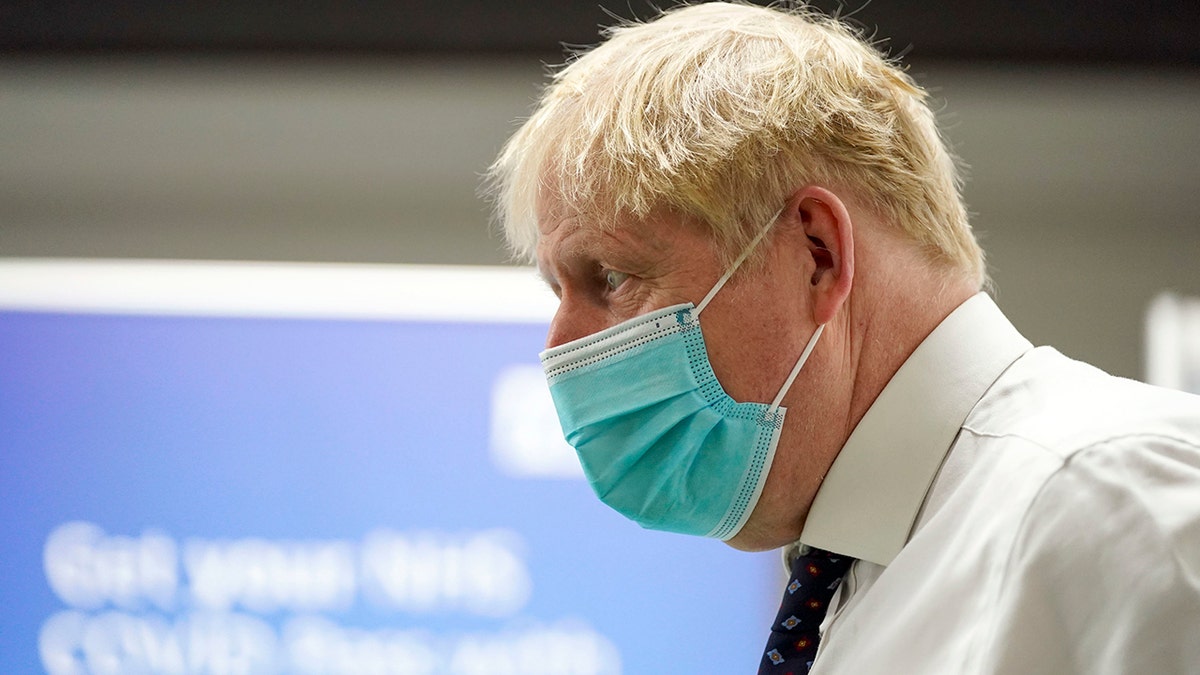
[1,2,1199,673]
[1,0,1198,377]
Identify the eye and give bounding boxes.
[604,269,630,292]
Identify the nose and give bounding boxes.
[545,297,607,349]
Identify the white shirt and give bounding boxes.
[791,293,1200,674]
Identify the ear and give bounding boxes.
[783,186,855,326]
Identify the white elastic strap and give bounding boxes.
[769,323,824,412]
[695,208,785,316]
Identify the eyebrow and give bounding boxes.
[534,221,654,296]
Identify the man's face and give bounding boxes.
[535,201,816,450]
[535,202,824,550]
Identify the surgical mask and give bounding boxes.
[539,214,824,540]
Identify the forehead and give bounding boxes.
[536,195,712,253]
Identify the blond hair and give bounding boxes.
[485,1,985,285]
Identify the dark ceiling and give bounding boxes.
[2,0,1198,66]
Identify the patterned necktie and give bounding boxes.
[758,547,854,674]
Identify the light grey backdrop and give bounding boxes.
[2,57,1198,380]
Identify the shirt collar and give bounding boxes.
[796,292,1033,566]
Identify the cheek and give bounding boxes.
[703,293,807,404]
[703,317,786,403]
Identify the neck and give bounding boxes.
[841,270,978,442]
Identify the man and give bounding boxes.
[485,2,1200,673]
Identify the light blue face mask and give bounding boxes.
[539,215,824,540]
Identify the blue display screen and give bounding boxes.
[0,308,776,674]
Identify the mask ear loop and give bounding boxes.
[695,208,785,316]
[686,207,824,413]
[769,323,824,412]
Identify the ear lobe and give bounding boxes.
[786,187,855,325]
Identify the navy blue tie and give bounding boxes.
[758,547,854,674]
